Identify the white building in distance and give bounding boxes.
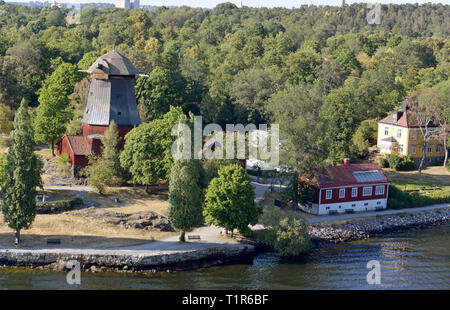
[116,0,140,9]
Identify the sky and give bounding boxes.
[7,0,450,8]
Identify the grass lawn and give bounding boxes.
[384,166,450,209]
[0,188,176,248]
[384,165,450,186]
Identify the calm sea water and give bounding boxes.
[0,224,449,290]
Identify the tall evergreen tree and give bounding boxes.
[168,159,205,242]
[1,99,42,243]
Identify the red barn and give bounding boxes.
[299,159,390,215]
[57,50,142,176]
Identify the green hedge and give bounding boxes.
[36,198,84,214]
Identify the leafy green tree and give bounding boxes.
[229,68,279,124]
[352,120,378,157]
[266,82,328,173]
[204,164,260,237]
[169,159,205,242]
[1,100,42,243]
[285,48,322,85]
[34,62,81,155]
[432,80,450,167]
[1,41,44,107]
[0,103,13,134]
[83,121,123,194]
[260,206,311,257]
[139,66,186,121]
[120,106,186,187]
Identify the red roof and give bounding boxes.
[66,135,90,156]
[317,163,389,188]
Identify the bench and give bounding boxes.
[46,238,61,244]
[187,235,201,240]
[375,206,384,211]
[328,210,338,215]
[344,209,354,214]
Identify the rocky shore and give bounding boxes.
[0,208,448,272]
[309,208,450,244]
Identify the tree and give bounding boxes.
[433,80,450,167]
[407,88,440,173]
[352,120,378,157]
[34,61,81,156]
[266,82,328,173]
[204,164,260,237]
[83,121,122,194]
[229,68,279,124]
[0,104,13,134]
[260,206,311,256]
[120,106,186,187]
[168,159,205,242]
[1,100,42,243]
[139,66,186,121]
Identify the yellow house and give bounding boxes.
[377,104,445,166]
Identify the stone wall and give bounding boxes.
[0,244,255,272]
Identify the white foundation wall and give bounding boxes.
[317,198,388,215]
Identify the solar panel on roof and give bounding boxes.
[352,170,386,183]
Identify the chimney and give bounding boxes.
[343,158,351,166]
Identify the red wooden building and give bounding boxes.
[57,50,142,176]
[299,159,390,215]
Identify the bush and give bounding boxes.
[36,198,84,214]
[259,206,312,256]
[396,156,415,171]
[378,157,389,168]
[385,153,402,170]
[384,153,415,171]
[58,152,71,173]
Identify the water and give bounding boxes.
[0,224,449,290]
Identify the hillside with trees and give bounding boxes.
[0,1,449,175]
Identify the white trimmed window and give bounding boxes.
[352,187,358,197]
[426,145,433,153]
[375,186,385,195]
[399,144,404,153]
[339,188,345,198]
[411,144,416,155]
[363,186,372,196]
[384,127,389,136]
[411,130,417,140]
[437,144,442,153]
[326,190,332,200]
[397,129,402,138]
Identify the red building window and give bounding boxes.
[363,186,372,196]
[339,188,345,198]
[352,187,358,197]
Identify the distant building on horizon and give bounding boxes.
[115,0,139,9]
[338,0,345,7]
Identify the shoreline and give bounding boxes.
[0,207,448,273]
[308,208,450,244]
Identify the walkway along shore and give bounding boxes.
[0,204,448,272]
